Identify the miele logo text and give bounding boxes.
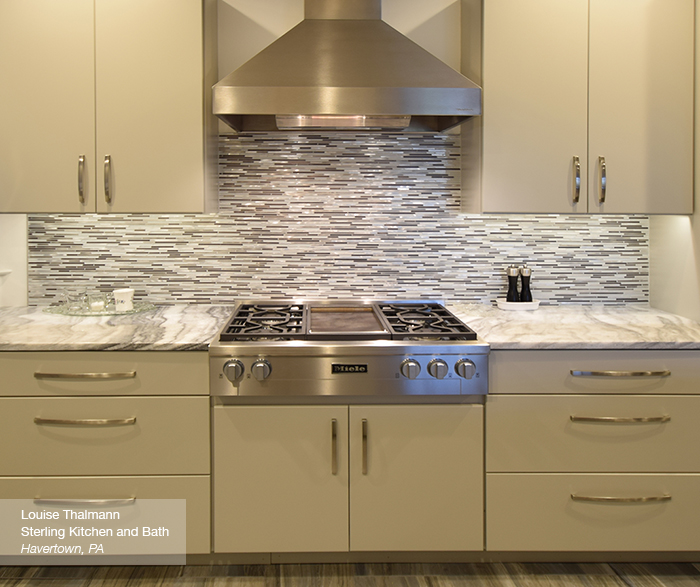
[332,364,368,374]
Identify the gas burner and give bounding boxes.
[219,304,306,341]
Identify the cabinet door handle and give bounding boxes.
[34,417,137,426]
[570,370,670,378]
[34,371,136,380]
[571,493,671,504]
[597,156,606,203]
[572,156,581,203]
[570,414,670,424]
[331,418,338,475]
[361,418,368,475]
[78,155,86,204]
[34,498,136,506]
[104,154,112,204]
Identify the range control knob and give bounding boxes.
[427,358,449,379]
[455,359,477,380]
[400,358,421,380]
[222,359,244,382]
[251,359,272,381]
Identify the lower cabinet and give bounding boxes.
[487,474,700,551]
[213,404,483,553]
[0,475,211,554]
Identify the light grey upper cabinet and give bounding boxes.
[0,0,217,214]
[478,0,693,214]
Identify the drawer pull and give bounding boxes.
[34,498,136,506]
[34,417,137,426]
[571,493,671,504]
[570,415,671,424]
[570,370,671,378]
[34,371,136,380]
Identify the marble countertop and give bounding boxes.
[1,303,700,351]
[448,303,700,350]
[0,304,234,351]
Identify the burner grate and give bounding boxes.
[219,304,306,340]
[377,303,478,340]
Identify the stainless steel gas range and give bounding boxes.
[209,301,489,400]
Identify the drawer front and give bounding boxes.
[0,475,210,554]
[490,350,699,395]
[487,395,700,472]
[0,352,208,397]
[487,473,700,551]
[0,397,209,475]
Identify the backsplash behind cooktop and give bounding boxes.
[28,133,648,305]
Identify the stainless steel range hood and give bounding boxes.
[213,0,481,133]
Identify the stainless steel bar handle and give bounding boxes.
[572,156,581,203]
[34,417,137,426]
[598,156,606,203]
[331,419,338,476]
[34,371,136,380]
[571,493,671,504]
[570,415,671,424]
[570,370,670,377]
[34,498,136,506]
[361,418,368,475]
[104,154,112,204]
[78,155,86,204]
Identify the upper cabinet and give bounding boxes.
[0,0,217,214]
[478,0,694,214]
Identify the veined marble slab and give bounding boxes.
[448,303,700,350]
[0,305,234,351]
[1,303,700,351]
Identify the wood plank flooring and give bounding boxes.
[1,564,700,587]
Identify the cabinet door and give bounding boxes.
[95,0,207,213]
[482,0,588,213]
[588,0,693,214]
[349,405,483,551]
[213,405,349,553]
[0,0,95,213]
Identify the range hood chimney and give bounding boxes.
[213,0,482,133]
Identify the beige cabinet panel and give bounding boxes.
[0,0,95,213]
[479,0,693,214]
[95,0,212,213]
[0,396,209,476]
[588,0,694,213]
[487,395,700,473]
[482,0,588,213]
[213,405,349,553]
[0,352,208,397]
[0,475,210,553]
[490,350,699,395]
[487,473,700,551]
[349,405,483,552]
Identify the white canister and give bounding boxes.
[113,288,135,312]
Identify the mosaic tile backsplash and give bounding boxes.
[28,133,649,305]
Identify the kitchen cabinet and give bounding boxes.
[213,404,483,553]
[0,351,211,554]
[0,0,217,214]
[485,349,700,551]
[479,0,693,214]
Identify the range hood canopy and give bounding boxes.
[213,0,482,133]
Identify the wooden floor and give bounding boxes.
[1,563,700,587]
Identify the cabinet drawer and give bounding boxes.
[490,350,699,395]
[0,397,209,475]
[0,352,208,397]
[0,475,210,554]
[487,473,700,551]
[487,395,700,473]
